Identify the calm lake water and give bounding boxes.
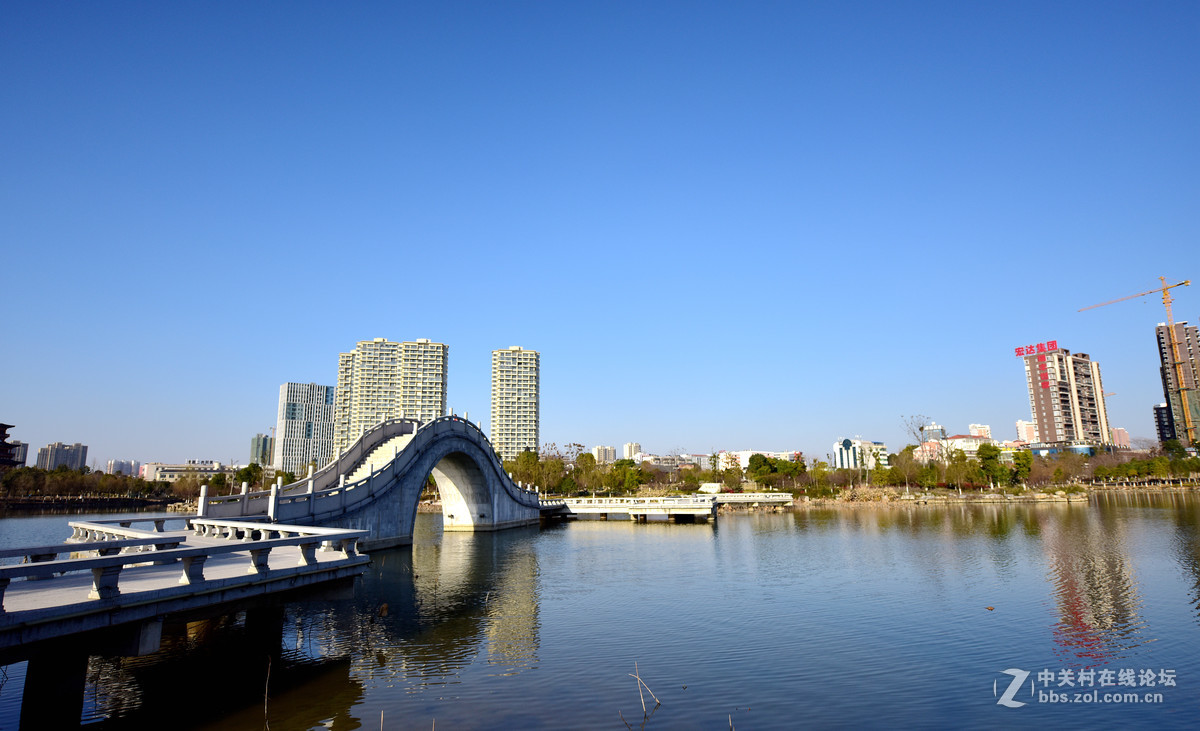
[3,493,1200,729]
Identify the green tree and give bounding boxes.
[976,443,1004,488]
[892,446,921,489]
[944,449,969,488]
[746,453,774,484]
[538,456,567,493]
[513,450,540,485]
[235,463,264,488]
[809,460,830,487]
[1011,451,1032,486]
[1151,456,1170,479]
[1163,439,1188,461]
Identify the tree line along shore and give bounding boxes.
[1,442,1196,507]
[504,442,1200,498]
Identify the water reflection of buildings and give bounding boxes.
[790,501,1147,664]
[485,549,539,675]
[283,522,542,697]
[1041,506,1145,663]
[1155,491,1200,626]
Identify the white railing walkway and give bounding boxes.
[0,518,367,625]
[712,492,796,504]
[557,495,718,522]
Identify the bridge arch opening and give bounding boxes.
[428,451,493,531]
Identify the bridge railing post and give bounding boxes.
[268,484,279,521]
[197,485,209,518]
[179,555,207,584]
[247,547,272,574]
[89,566,122,600]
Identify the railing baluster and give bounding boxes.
[89,566,121,600]
[179,555,207,584]
[247,547,272,574]
[298,541,318,566]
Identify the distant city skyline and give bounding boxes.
[4,3,1197,467]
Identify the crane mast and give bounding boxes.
[1079,277,1194,446]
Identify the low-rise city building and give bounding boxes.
[920,423,947,443]
[142,460,238,483]
[942,434,995,461]
[718,450,803,471]
[832,439,889,470]
[591,445,616,464]
[105,459,141,476]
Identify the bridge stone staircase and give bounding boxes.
[344,434,415,483]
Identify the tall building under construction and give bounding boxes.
[1155,321,1199,447]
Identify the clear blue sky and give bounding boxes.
[3,1,1197,468]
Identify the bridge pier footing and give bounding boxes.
[20,641,88,730]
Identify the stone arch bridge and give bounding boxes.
[199,417,545,550]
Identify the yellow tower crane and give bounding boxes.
[1079,277,1194,446]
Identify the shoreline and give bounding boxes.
[0,496,176,514]
[790,484,1199,509]
[4,485,1194,518]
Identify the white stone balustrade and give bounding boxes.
[0,521,367,614]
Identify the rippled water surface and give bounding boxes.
[4,494,1200,728]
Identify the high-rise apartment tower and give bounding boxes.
[274,383,336,475]
[400,339,449,422]
[36,442,88,471]
[333,338,448,452]
[1154,403,1175,443]
[250,433,275,467]
[1021,345,1110,445]
[490,346,539,460]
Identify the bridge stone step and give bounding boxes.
[345,434,414,483]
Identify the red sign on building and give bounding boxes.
[1014,340,1058,357]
